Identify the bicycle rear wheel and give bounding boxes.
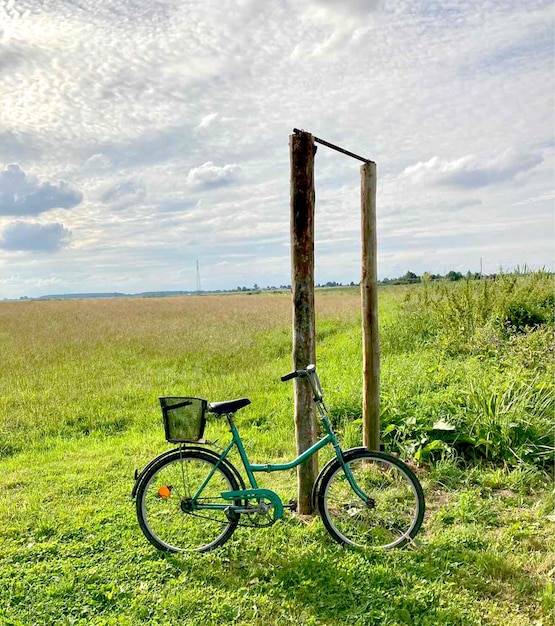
[135,448,241,553]
[317,450,424,549]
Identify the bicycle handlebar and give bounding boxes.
[280,364,316,382]
[281,364,327,413]
[280,370,300,382]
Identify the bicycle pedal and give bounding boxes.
[284,499,297,512]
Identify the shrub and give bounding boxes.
[398,270,554,356]
[377,271,555,468]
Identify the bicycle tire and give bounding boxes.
[317,449,425,549]
[135,448,241,553]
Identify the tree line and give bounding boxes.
[234,271,480,292]
[379,270,479,285]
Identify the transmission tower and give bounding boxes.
[196,260,202,293]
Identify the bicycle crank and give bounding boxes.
[221,488,284,519]
[243,497,276,527]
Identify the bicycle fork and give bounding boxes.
[329,438,375,508]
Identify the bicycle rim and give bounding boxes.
[319,452,424,549]
[137,451,239,553]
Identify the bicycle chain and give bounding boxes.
[180,499,276,528]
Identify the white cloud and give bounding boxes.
[186,162,241,190]
[311,0,383,17]
[0,221,71,252]
[84,154,113,172]
[402,150,544,189]
[100,180,146,210]
[197,113,219,130]
[0,164,83,216]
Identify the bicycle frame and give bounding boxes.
[190,368,370,515]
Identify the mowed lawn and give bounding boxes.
[0,284,553,625]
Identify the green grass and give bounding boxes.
[0,275,554,625]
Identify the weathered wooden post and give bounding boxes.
[361,161,380,450]
[290,130,317,514]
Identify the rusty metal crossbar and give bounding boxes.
[293,128,374,164]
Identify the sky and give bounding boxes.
[0,0,553,298]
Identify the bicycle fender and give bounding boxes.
[342,447,376,458]
[312,457,338,509]
[132,448,176,498]
[131,446,246,498]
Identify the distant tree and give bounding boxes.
[446,271,463,281]
[402,271,420,284]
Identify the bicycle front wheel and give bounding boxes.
[317,450,424,550]
[135,448,241,553]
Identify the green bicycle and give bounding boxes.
[132,365,425,553]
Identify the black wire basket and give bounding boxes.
[159,397,208,443]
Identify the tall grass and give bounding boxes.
[397,270,554,355]
[0,292,362,458]
[377,273,555,467]
[1,274,552,469]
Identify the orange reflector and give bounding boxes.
[158,485,171,499]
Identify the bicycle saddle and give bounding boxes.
[208,398,251,415]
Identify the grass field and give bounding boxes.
[0,274,553,625]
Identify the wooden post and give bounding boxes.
[290,130,317,514]
[361,161,380,450]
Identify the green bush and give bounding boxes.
[377,271,555,468]
[396,271,554,356]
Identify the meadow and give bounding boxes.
[0,272,553,625]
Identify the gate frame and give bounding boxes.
[290,129,379,514]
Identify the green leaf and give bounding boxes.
[424,439,450,452]
[432,419,456,431]
[454,434,477,444]
[382,424,397,436]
